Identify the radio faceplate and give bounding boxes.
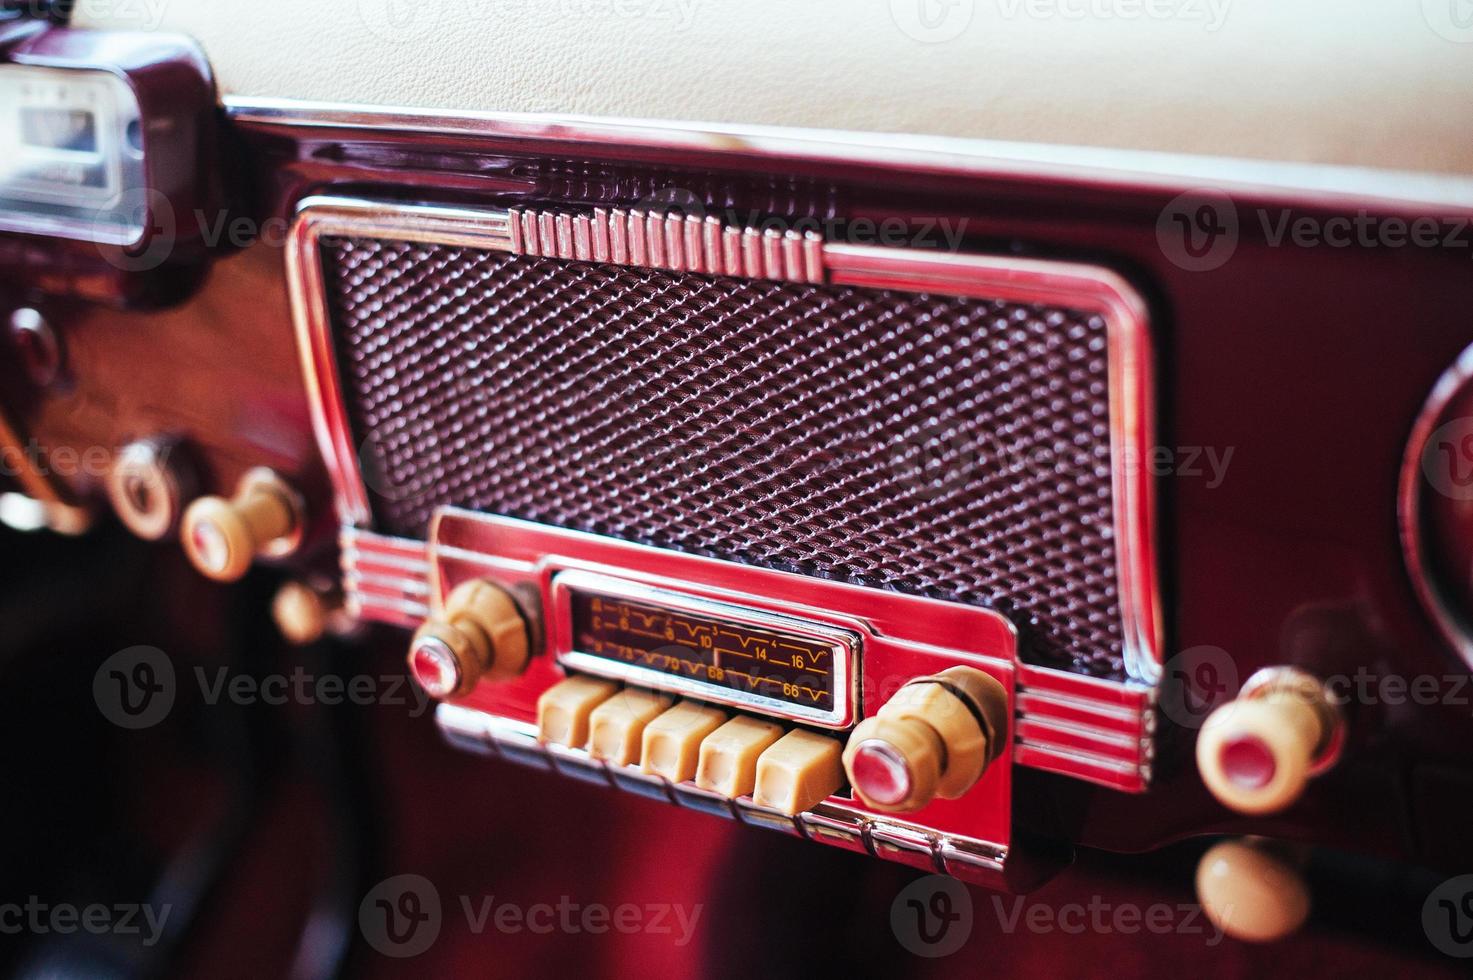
[427,507,1024,885]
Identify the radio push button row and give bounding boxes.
[642,701,727,783]
[588,688,674,766]
[843,666,1008,813]
[752,730,844,815]
[1197,667,1343,815]
[696,716,785,798]
[409,579,531,699]
[537,676,618,747]
[181,468,304,581]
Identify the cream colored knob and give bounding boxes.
[107,437,193,541]
[842,665,1008,813]
[1196,839,1310,942]
[181,468,302,582]
[1197,669,1340,815]
[408,578,531,699]
[272,580,351,646]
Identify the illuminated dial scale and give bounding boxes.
[566,583,842,719]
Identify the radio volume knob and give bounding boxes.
[409,579,531,699]
[842,666,1008,813]
[1196,668,1343,815]
[180,468,303,581]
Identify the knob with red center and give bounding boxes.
[180,468,303,582]
[408,578,531,699]
[842,666,1007,813]
[1196,668,1342,815]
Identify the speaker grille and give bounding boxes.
[324,237,1126,678]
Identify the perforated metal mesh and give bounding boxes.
[323,238,1126,677]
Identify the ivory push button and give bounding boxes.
[409,579,531,698]
[537,676,618,747]
[181,468,303,581]
[696,716,784,798]
[842,665,1008,813]
[753,729,844,814]
[1197,667,1342,815]
[641,701,727,783]
[588,688,673,765]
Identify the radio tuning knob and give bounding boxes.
[180,468,304,582]
[1196,667,1343,815]
[842,666,1008,813]
[409,578,531,699]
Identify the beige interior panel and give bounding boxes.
[76,1,1473,176]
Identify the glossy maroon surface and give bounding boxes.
[6,85,1473,875]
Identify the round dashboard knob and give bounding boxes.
[1196,838,1310,942]
[180,468,303,582]
[1196,668,1341,815]
[408,578,531,699]
[842,665,1007,813]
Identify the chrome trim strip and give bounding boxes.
[287,197,518,527]
[439,706,1012,887]
[506,206,825,283]
[227,97,1473,216]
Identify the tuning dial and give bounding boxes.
[1197,667,1342,815]
[408,579,531,699]
[181,468,304,581]
[842,666,1007,813]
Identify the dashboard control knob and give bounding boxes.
[272,579,349,646]
[1197,667,1343,815]
[107,437,193,541]
[180,468,303,581]
[409,578,531,699]
[1196,838,1310,942]
[842,666,1008,813]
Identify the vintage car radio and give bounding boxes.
[239,193,1165,892]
